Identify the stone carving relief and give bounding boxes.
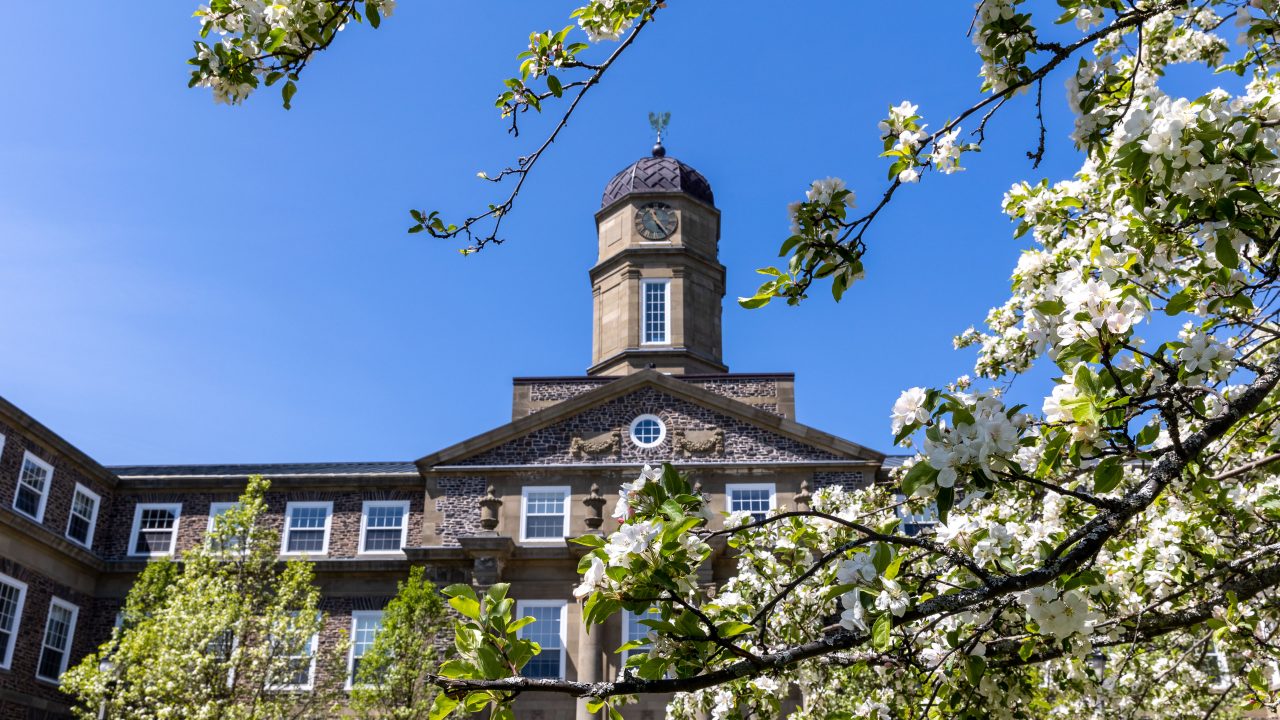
[570,429,621,458]
[673,427,724,457]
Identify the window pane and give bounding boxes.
[14,486,41,517]
[38,605,73,680]
[289,506,328,529]
[287,529,326,553]
[525,515,564,539]
[67,515,90,544]
[624,607,660,660]
[0,582,20,666]
[134,508,177,554]
[643,282,667,343]
[731,489,772,522]
[525,493,564,514]
[364,528,402,552]
[632,418,662,445]
[519,606,562,679]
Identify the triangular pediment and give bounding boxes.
[416,371,883,470]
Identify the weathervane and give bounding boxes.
[649,111,670,157]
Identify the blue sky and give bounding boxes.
[0,2,1164,465]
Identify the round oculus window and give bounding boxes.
[629,414,666,448]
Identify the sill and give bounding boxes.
[12,508,43,524]
[64,537,92,551]
[356,551,405,558]
[126,552,174,559]
[34,675,62,687]
[279,553,329,558]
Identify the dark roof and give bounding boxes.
[109,461,417,478]
[601,154,714,209]
[880,455,912,469]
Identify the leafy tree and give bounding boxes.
[349,567,452,720]
[187,1,1280,718]
[61,476,348,719]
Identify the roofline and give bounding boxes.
[111,471,420,480]
[0,394,118,487]
[511,372,796,384]
[428,460,880,472]
[596,189,719,221]
[416,369,885,469]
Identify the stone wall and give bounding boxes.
[433,476,485,546]
[0,418,116,554]
[463,386,842,466]
[813,471,868,491]
[102,488,425,560]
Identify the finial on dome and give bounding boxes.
[649,111,670,157]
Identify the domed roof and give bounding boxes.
[600,143,715,209]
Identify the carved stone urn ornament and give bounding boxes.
[478,484,502,531]
[582,483,607,531]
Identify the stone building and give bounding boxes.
[0,141,895,719]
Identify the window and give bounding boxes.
[37,597,78,683]
[65,484,101,548]
[622,606,661,661]
[641,279,670,344]
[348,610,384,687]
[271,630,318,690]
[629,414,666,448]
[520,487,570,542]
[13,451,53,522]
[359,501,409,554]
[207,501,241,552]
[1203,642,1231,692]
[129,503,182,556]
[516,601,566,679]
[0,573,27,670]
[894,493,939,536]
[282,502,333,555]
[726,483,776,523]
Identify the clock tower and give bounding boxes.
[588,139,727,376]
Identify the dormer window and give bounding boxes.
[641,279,670,344]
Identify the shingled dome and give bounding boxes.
[601,145,715,209]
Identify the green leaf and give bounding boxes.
[368,5,381,28]
[1093,456,1123,494]
[281,80,297,110]
[872,613,891,650]
[1164,288,1195,316]
[965,654,987,686]
[429,693,459,720]
[448,595,481,620]
[547,74,563,97]
[1214,235,1240,269]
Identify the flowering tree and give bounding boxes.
[348,567,452,720]
[61,476,347,719]
[188,0,1280,718]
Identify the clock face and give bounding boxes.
[635,201,678,240]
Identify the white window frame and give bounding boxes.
[628,414,667,448]
[515,600,567,680]
[0,572,28,671]
[207,501,243,552]
[725,483,776,522]
[64,483,101,549]
[281,501,333,556]
[13,451,54,523]
[128,503,183,557]
[347,610,384,689]
[520,486,571,543]
[1206,640,1232,692]
[640,278,671,345]
[358,500,410,555]
[272,630,318,691]
[36,597,78,684]
[622,607,662,661]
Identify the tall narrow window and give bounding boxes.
[348,610,384,687]
[641,279,669,344]
[13,451,53,522]
[206,501,242,552]
[37,598,78,683]
[65,484,101,548]
[516,601,566,679]
[282,502,332,555]
[359,501,409,554]
[521,487,570,542]
[271,630,317,690]
[0,573,28,670]
[129,503,182,556]
[622,606,661,661]
[726,484,776,524]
